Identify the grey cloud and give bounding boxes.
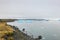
[0,0,60,19]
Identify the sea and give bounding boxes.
[7,20,60,40]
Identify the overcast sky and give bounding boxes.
[0,0,60,19]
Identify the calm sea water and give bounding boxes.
[8,21,60,40]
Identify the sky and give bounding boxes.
[0,0,60,19]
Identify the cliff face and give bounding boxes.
[10,25,42,40]
[10,25,35,40]
[0,21,35,40]
[0,22,42,40]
